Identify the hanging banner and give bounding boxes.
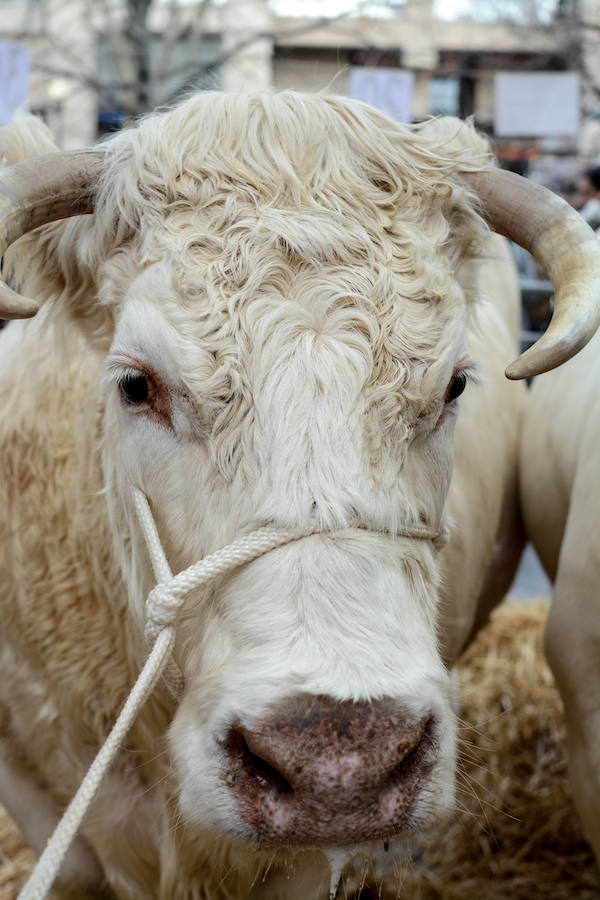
[495,73,579,137]
[349,67,414,123]
[0,42,30,125]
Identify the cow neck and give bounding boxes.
[17,487,447,900]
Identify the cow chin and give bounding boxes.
[169,686,457,852]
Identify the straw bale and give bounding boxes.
[372,597,600,900]
[1,599,598,900]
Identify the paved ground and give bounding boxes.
[510,543,552,598]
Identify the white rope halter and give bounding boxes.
[18,489,446,900]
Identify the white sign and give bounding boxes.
[349,68,414,122]
[495,72,579,137]
[0,42,30,125]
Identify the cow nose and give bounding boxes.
[222,695,437,846]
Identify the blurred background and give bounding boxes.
[0,0,594,162]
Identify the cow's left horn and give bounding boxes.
[0,150,103,318]
[464,168,600,380]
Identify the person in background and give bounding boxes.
[576,165,600,230]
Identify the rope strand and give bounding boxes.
[18,627,175,900]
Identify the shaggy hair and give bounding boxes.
[5,93,493,483]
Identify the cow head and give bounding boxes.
[1,93,599,862]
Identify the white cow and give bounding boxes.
[520,325,600,865]
[0,93,598,899]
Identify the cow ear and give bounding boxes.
[0,128,117,345]
[0,114,103,321]
[2,213,117,348]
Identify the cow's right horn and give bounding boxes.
[464,168,600,380]
[0,149,103,319]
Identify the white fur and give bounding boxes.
[0,93,525,898]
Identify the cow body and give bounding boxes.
[0,94,524,899]
[520,330,600,863]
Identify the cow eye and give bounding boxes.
[118,371,152,404]
[446,371,467,403]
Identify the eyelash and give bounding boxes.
[117,370,155,405]
[445,370,467,403]
[433,364,475,430]
[107,362,173,429]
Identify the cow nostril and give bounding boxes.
[381,714,435,794]
[225,727,294,796]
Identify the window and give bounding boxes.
[97,32,222,128]
[429,78,460,117]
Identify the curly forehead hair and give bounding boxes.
[93,91,492,262]
[88,92,494,333]
[77,93,494,475]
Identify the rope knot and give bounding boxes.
[145,583,182,645]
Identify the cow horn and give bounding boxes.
[464,168,600,380]
[0,149,103,319]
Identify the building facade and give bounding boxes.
[0,0,597,175]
